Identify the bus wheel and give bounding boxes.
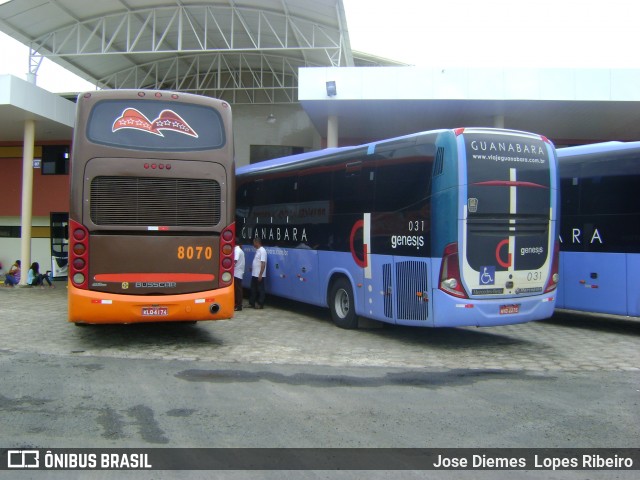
[329,278,358,329]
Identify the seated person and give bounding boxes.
[3,260,20,287]
[27,262,54,288]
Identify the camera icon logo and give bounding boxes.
[7,450,39,469]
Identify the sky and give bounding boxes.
[0,0,639,93]
[344,0,640,68]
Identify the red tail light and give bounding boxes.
[439,242,468,298]
[544,240,560,293]
[69,220,89,290]
[219,223,235,287]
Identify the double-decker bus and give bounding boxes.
[68,89,235,324]
[237,128,559,328]
[556,141,640,317]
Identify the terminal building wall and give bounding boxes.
[233,103,321,167]
[0,146,69,275]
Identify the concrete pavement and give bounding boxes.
[1,281,639,372]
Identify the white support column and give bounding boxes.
[20,119,36,286]
[327,115,338,148]
[494,115,505,129]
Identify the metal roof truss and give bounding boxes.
[101,52,303,103]
[28,4,348,102]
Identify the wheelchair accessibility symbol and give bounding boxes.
[480,266,495,285]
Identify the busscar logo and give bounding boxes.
[8,450,39,468]
[112,108,199,138]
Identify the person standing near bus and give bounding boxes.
[249,237,267,309]
[234,244,245,311]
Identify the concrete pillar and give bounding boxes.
[19,119,36,286]
[327,115,338,148]
[494,115,505,129]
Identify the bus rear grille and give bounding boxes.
[392,261,430,321]
[383,264,392,318]
[467,215,548,235]
[90,176,221,227]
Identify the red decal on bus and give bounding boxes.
[112,108,199,138]
[349,220,367,268]
[495,239,512,268]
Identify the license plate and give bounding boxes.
[499,304,520,315]
[142,307,168,316]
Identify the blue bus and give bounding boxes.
[237,128,559,328]
[556,141,640,317]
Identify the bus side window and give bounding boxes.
[331,158,375,251]
[246,176,296,230]
[374,146,434,213]
[332,158,375,216]
[236,183,253,238]
[560,177,580,216]
[581,174,640,216]
[297,171,331,204]
[237,184,250,209]
[374,155,433,213]
[263,176,297,207]
[297,171,333,249]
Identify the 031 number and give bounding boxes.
[527,271,542,281]
[408,220,425,232]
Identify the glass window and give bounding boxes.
[581,175,640,215]
[332,157,375,215]
[297,170,332,204]
[374,151,433,213]
[87,99,225,151]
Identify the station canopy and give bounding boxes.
[0,0,402,104]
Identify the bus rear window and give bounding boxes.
[86,99,225,151]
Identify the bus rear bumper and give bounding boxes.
[67,283,234,324]
[432,290,557,327]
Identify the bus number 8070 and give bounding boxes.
[177,246,213,260]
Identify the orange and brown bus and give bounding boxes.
[68,89,235,324]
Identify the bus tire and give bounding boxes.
[329,278,358,329]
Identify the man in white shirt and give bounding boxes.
[233,244,245,311]
[249,237,267,309]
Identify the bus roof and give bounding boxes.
[237,127,549,177]
[557,141,640,177]
[236,129,452,177]
[557,141,640,158]
[236,145,359,176]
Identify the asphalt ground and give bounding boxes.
[1,282,639,480]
